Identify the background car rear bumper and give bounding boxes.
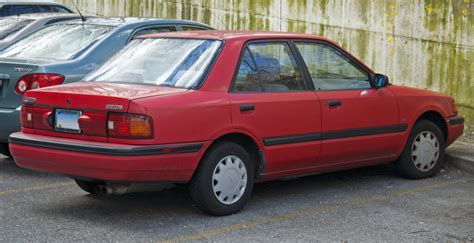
[0,107,21,143]
[9,132,207,182]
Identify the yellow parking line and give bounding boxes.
[161,180,463,243]
[0,181,75,196]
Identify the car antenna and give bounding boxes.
[71,0,86,22]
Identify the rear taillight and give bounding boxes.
[21,107,152,140]
[15,73,65,94]
[20,106,52,129]
[21,106,33,128]
[78,113,107,137]
[107,113,153,139]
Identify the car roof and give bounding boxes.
[61,17,213,28]
[138,30,334,42]
[1,13,77,20]
[0,1,69,7]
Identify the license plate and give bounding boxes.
[55,109,82,133]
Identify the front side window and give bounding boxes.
[232,42,305,92]
[0,18,34,41]
[296,43,370,90]
[0,24,113,60]
[85,38,222,89]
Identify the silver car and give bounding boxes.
[0,2,73,17]
[0,13,81,51]
[0,17,213,156]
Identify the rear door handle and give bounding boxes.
[240,104,255,112]
[327,100,342,107]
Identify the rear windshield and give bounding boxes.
[0,18,34,41]
[85,38,222,89]
[0,24,113,60]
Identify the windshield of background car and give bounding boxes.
[0,24,113,60]
[0,18,34,41]
[85,38,222,89]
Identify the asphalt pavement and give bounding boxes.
[0,154,473,242]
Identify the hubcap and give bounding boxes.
[212,155,247,205]
[411,131,439,172]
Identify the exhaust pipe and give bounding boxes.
[94,184,130,195]
[92,182,174,195]
[105,184,129,195]
[94,185,107,195]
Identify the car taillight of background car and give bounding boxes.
[15,73,65,94]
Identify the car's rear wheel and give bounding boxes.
[74,179,105,195]
[0,143,12,158]
[396,120,445,179]
[190,141,254,216]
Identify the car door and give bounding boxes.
[294,41,402,165]
[229,40,322,176]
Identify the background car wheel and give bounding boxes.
[396,119,445,179]
[74,179,106,195]
[0,143,12,158]
[190,141,254,216]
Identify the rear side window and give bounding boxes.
[296,43,370,91]
[232,42,306,92]
[3,5,35,16]
[0,18,34,41]
[37,5,71,13]
[0,24,113,60]
[132,26,177,39]
[180,26,208,31]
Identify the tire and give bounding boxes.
[74,179,105,195]
[0,143,12,158]
[190,141,254,216]
[396,119,445,179]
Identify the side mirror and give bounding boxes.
[374,73,389,88]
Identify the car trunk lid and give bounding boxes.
[28,82,188,110]
[22,82,188,141]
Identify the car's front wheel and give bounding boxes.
[190,141,254,216]
[396,120,445,179]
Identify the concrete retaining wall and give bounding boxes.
[60,0,474,136]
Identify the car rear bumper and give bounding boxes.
[9,132,208,182]
[447,116,464,146]
[0,107,21,143]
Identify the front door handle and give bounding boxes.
[327,100,342,107]
[240,104,255,112]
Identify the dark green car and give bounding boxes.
[0,17,213,156]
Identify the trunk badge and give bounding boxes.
[14,67,34,72]
[23,97,36,104]
[66,99,71,105]
[106,104,123,110]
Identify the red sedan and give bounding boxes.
[9,31,464,215]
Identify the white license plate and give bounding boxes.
[55,109,82,133]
